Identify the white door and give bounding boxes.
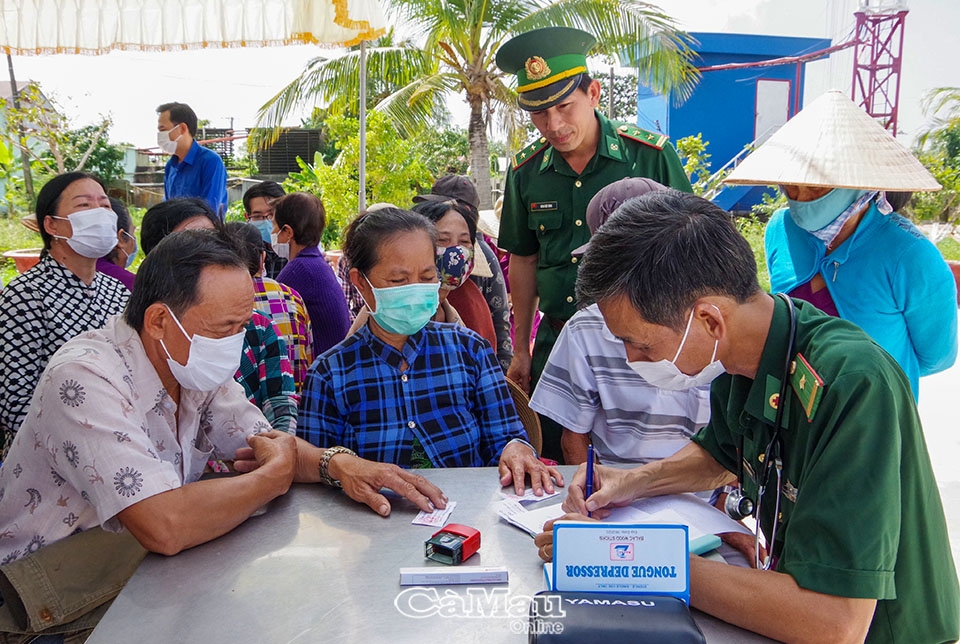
[755,79,791,144]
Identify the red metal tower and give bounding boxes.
[851,0,908,135]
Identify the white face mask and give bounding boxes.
[159,305,245,392]
[626,307,726,391]
[51,207,118,258]
[157,125,181,155]
[270,231,290,260]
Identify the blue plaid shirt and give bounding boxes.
[297,322,526,467]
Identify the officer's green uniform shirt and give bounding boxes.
[693,297,959,644]
[498,111,692,323]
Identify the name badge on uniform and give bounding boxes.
[531,201,558,211]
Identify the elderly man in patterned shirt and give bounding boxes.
[0,230,446,640]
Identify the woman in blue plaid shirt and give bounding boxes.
[297,207,563,496]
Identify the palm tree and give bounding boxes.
[912,87,960,225]
[917,87,960,155]
[257,0,699,209]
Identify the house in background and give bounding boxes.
[637,32,832,212]
[0,80,53,144]
[0,80,53,214]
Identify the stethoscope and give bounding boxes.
[724,293,796,570]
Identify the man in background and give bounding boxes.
[242,180,288,279]
[156,102,228,217]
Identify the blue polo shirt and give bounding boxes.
[163,141,228,217]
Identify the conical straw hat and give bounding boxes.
[724,89,940,192]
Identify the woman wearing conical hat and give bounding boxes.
[724,90,956,401]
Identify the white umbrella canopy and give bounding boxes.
[0,0,385,210]
[0,0,385,53]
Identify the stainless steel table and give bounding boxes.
[88,467,774,643]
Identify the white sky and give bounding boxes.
[7,0,959,152]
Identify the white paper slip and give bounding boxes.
[500,487,560,503]
[496,499,527,526]
[625,493,753,537]
[606,507,705,538]
[605,507,721,554]
[496,492,751,541]
[496,499,565,537]
[412,501,457,527]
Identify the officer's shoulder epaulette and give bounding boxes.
[790,352,825,421]
[513,137,550,169]
[615,124,669,150]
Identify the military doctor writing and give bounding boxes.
[534,190,959,644]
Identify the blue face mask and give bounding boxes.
[786,188,869,232]
[121,230,138,269]
[363,275,439,336]
[251,219,273,244]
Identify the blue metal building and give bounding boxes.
[637,32,832,211]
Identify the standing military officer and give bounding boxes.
[495,27,692,461]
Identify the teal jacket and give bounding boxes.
[765,202,957,400]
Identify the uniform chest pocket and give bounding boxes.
[528,210,563,236]
[528,210,571,268]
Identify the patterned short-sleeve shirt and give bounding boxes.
[236,310,298,434]
[253,277,314,392]
[0,255,129,444]
[0,316,271,564]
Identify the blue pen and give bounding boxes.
[585,444,595,518]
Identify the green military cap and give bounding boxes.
[496,27,597,111]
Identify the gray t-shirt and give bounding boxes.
[530,304,710,464]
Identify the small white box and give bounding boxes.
[399,566,509,586]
